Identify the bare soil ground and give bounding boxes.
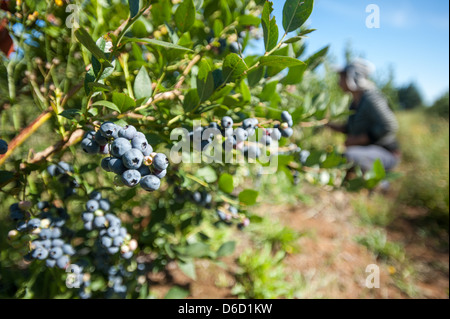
[149,188,449,299]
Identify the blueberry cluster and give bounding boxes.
[106,265,131,298]
[81,122,169,192]
[216,204,250,229]
[9,201,75,269]
[190,111,294,160]
[66,263,92,299]
[190,190,212,208]
[47,161,80,197]
[0,138,8,154]
[82,191,136,259]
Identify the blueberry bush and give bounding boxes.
[0,0,385,298]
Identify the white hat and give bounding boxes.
[340,58,376,91]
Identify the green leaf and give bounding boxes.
[123,37,193,51]
[183,89,200,112]
[128,0,140,18]
[213,19,224,37]
[247,66,264,87]
[282,0,314,33]
[112,92,136,113]
[196,166,217,183]
[305,45,329,70]
[175,0,196,33]
[218,173,234,194]
[91,100,121,113]
[75,28,112,67]
[282,28,316,43]
[259,55,306,68]
[131,20,148,39]
[216,241,236,257]
[238,189,259,206]
[182,242,210,258]
[134,66,152,100]
[87,82,111,92]
[261,1,278,52]
[240,80,251,102]
[91,37,116,79]
[373,158,386,180]
[164,286,189,299]
[282,63,307,85]
[238,15,261,27]
[177,259,197,280]
[58,109,82,120]
[222,53,248,83]
[197,61,214,103]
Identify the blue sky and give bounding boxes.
[249,0,449,104]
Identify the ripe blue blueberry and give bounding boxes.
[40,239,52,249]
[108,157,127,175]
[81,138,100,154]
[27,218,41,230]
[101,236,113,248]
[281,111,293,127]
[106,214,121,227]
[52,239,65,247]
[49,247,63,259]
[100,122,119,139]
[113,236,124,247]
[154,169,167,179]
[107,246,120,254]
[56,255,69,269]
[234,127,248,142]
[82,211,94,222]
[131,136,152,155]
[32,247,49,260]
[0,139,8,154]
[271,127,282,141]
[99,199,111,212]
[221,116,233,128]
[86,200,99,212]
[122,148,144,169]
[40,228,52,239]
[111,138,132,158]
[138,165,151,176]
[140,175,161,191]
[93,216,107,228]
[118,125,137,140]
[280,127,293,138]
[62,244,75,256]
[121,169,141,187]
[84,221,93,231]
[94,130,108,146]
[101,157,113,172]
[152,153,169,171]
[122,251,133,259]
[107,226,120,238]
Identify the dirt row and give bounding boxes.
[149,189,449,299]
